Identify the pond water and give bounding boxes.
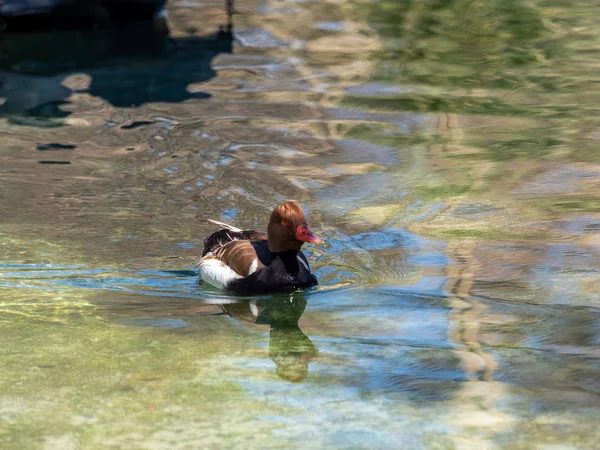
[1,0,600,448]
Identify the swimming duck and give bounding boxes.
[198,200,322,295]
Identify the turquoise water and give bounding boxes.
[1,0,599,448]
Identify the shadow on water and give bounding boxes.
[0,15,234,118]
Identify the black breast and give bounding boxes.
[227,242,318,295]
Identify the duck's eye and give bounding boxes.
[282,219,289,225]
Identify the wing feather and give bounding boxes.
[204,219,243,233]
[213,240,265,277]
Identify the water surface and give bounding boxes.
[1,0,600,448]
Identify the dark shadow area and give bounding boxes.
[0,0,168,32]
[37,143,77,150]
[219,294,318,383]
[0,11,234,119]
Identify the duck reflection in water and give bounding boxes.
[218,294,318,382]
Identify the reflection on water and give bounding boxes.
[0,18,232,116]
[1,0,600,448]
[220,295,317,382]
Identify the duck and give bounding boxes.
[198,200,323,295]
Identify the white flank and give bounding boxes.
[249,300,258,317]
[248,258,259,276]
[198,257,242,289]
[206,219,243,233]
[297,256,310,272]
